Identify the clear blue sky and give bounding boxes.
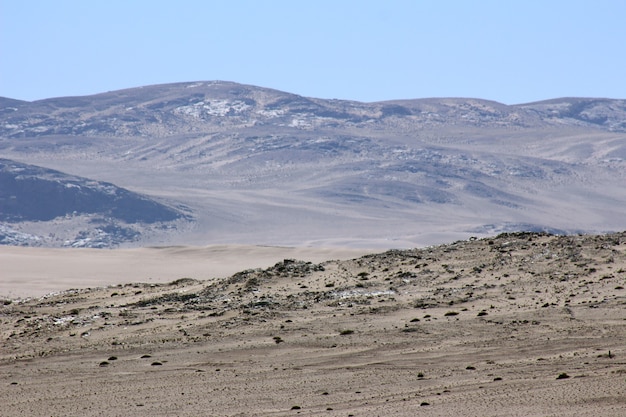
[2,0,625,104]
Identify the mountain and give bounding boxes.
[0,158,189,247]
[1,81,625,248]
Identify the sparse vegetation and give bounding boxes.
[3,231,626,415]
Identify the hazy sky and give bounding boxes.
[2,0,625,104]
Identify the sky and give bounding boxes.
[1,0,625,104]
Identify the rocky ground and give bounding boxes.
[2,232,626,415]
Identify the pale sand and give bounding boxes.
[2,233,626,416]
[0,245,374,298]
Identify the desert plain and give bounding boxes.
[2,232,626,416]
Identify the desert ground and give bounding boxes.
[2,232,626,416]
[0,245,374,299]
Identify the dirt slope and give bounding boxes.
[1,232,626,416]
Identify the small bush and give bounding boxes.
[556,373,570,379]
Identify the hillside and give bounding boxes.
[0,158,189,247]
[2,231,625,415]
[1,81,625,247]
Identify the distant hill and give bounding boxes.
[1,82,626,139]
[0,81,625,248]
[0,158,188,247]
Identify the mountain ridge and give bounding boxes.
[1,81,625,248]
[2,80,624,106]
[2,81,625,140]
[0,158,190,247]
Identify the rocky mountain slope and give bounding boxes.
[1,81,625,247]
[0,158,189,247]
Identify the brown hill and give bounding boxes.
[2,231,625,415]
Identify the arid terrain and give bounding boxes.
[2,82,626,248]
[2,82,626,415]
[2,232,626,416]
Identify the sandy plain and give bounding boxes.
[2,232,626,416]
[0,245,374,299]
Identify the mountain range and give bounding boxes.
[1,81,625,248]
